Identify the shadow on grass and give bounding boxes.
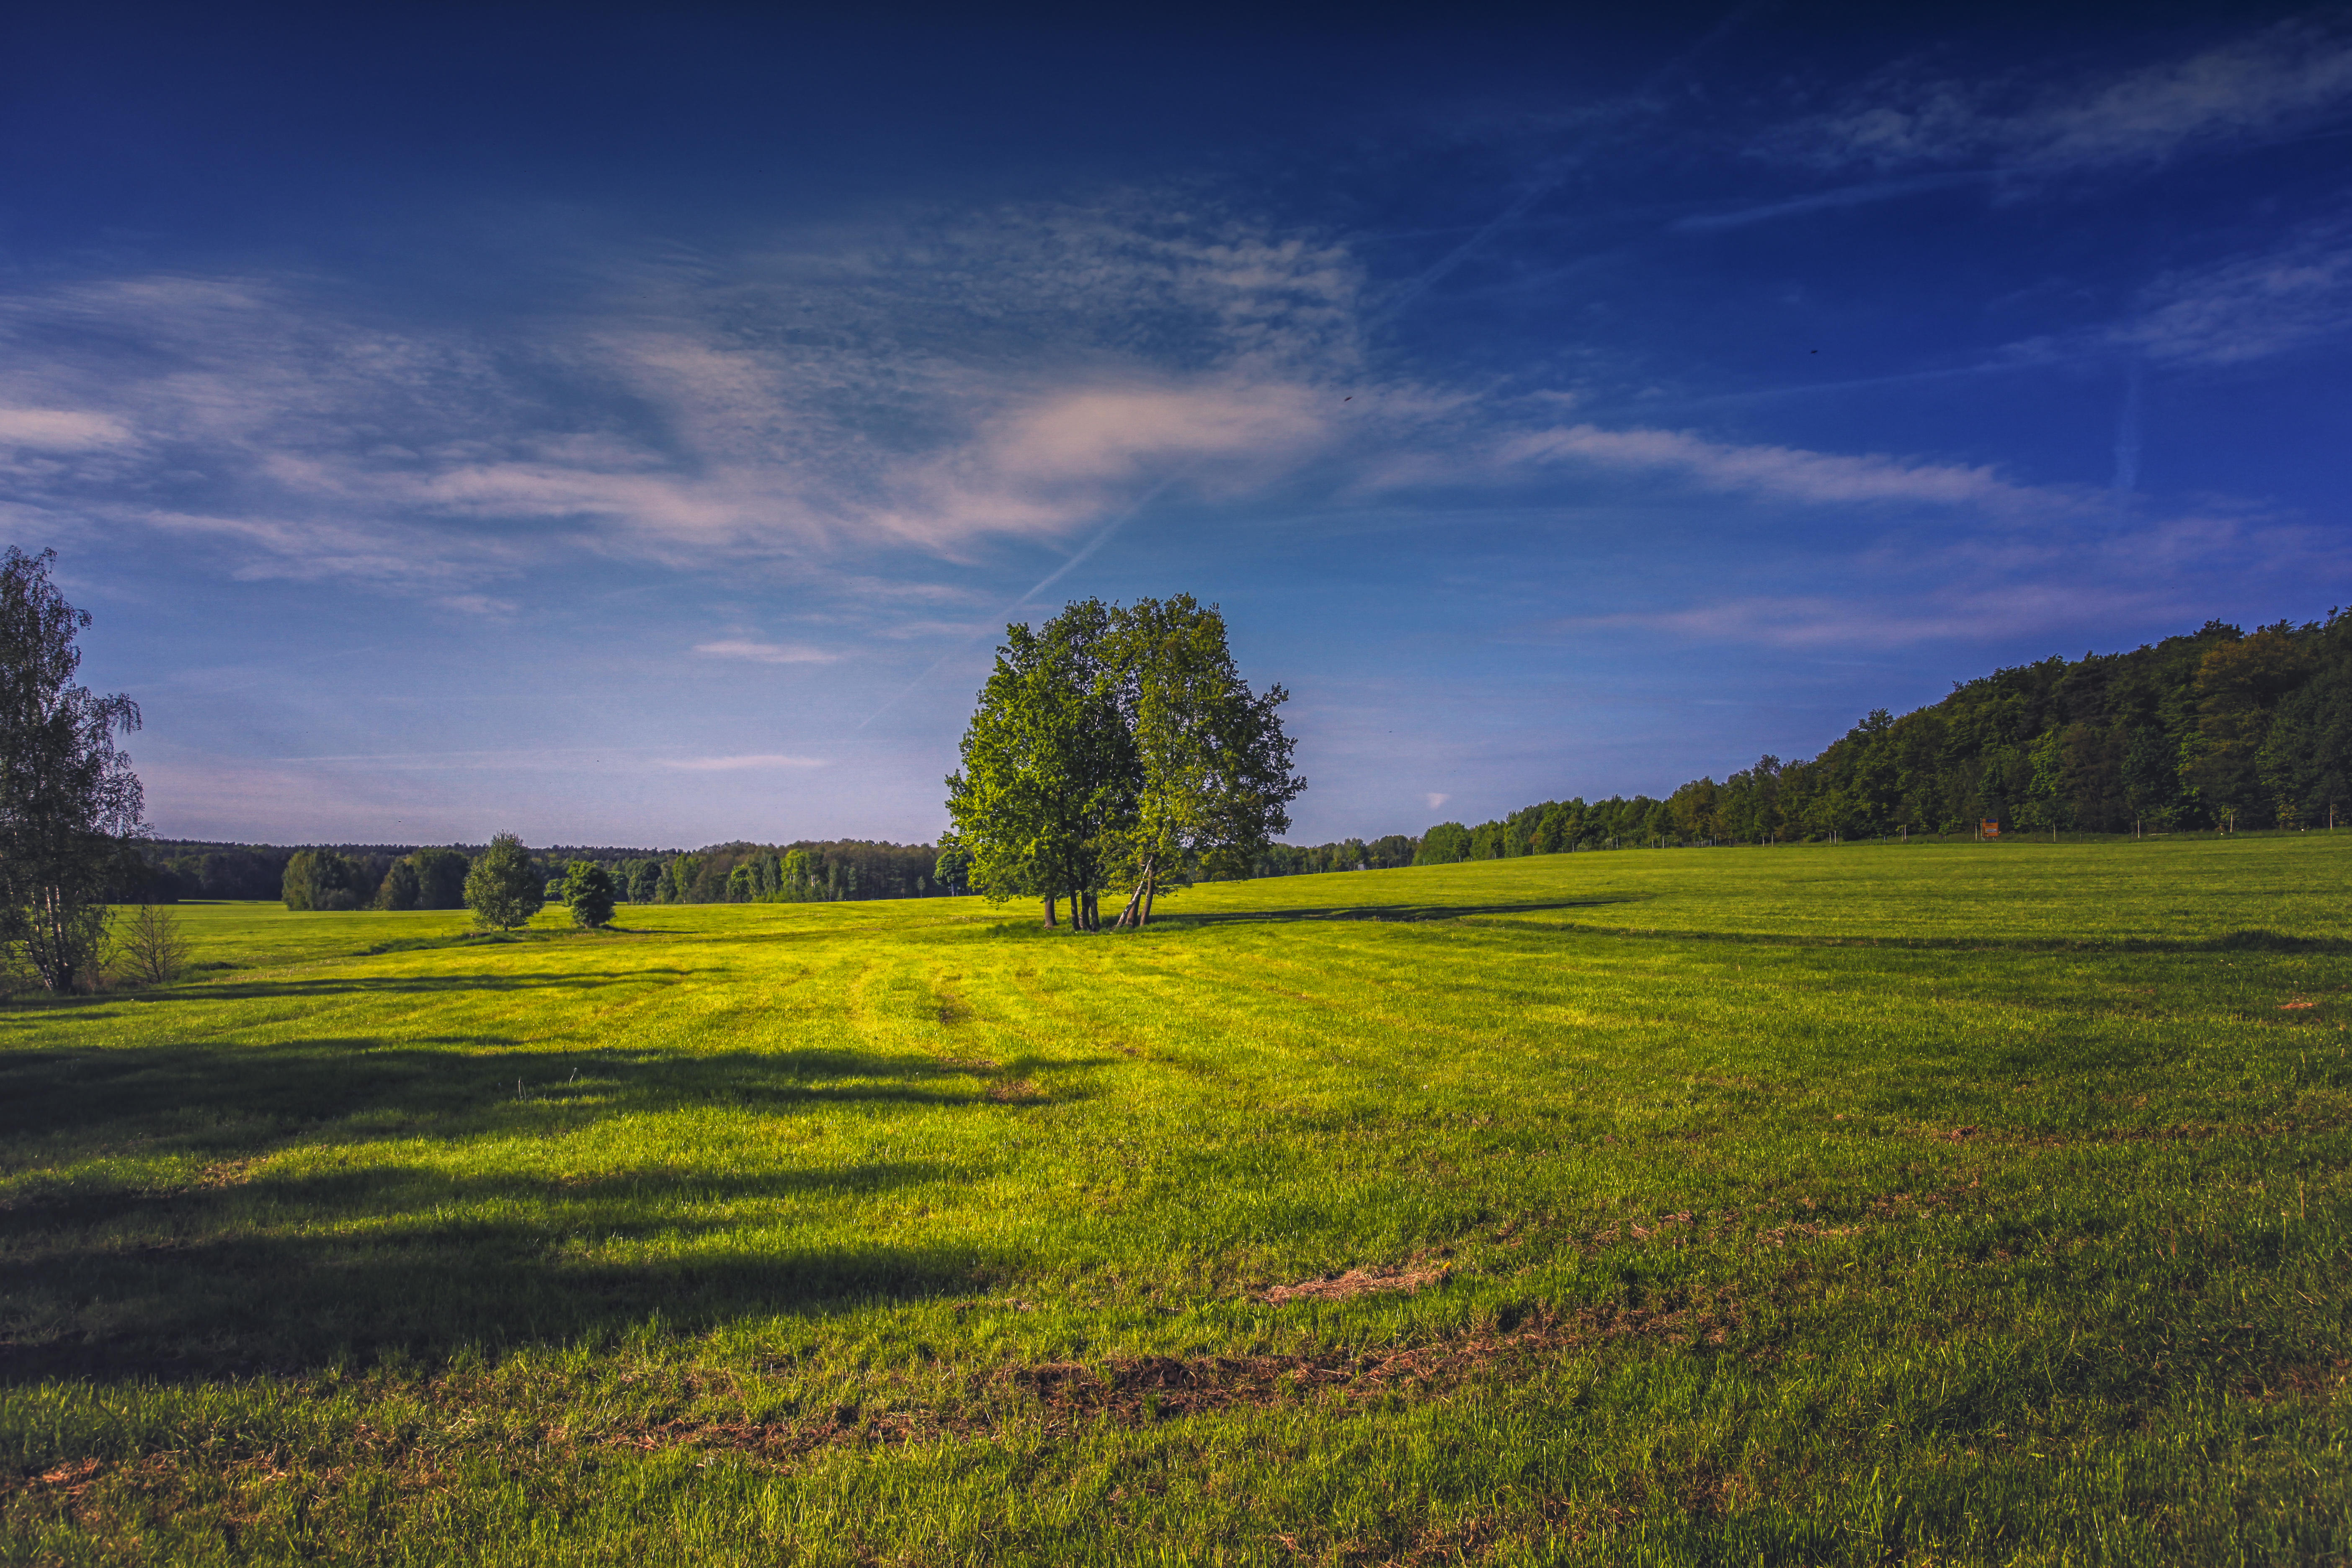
[1452,922,2352,954]
[0,1038,1074,1380]
[1146,897,1643,928]
[0,1038,1055,1151]
[3,1178,989,1381]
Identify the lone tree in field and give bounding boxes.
[945,596,1301,930]
[946,600,1136,929]
[464,832,544,930]
[1101,595,1303,928]
[0,548,146,991]
[562,860,616,929]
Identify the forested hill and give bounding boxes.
[1397,613,2352,864]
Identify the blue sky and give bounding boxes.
[6,5,2350,848]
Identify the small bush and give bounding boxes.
[117,903,190,986]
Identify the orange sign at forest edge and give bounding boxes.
[1981,820,2001,838]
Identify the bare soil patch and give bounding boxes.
[1264,1265,1450,1305]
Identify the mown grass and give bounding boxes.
[2,835,2347,1565]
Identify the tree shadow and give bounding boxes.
[0,1038,1038,1151]
[3,1163,988,1381]
[0,1037,1088,1381]
[1151,897,1642,928]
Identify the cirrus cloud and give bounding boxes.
[1774,16,2352,174]
[692,639,842,665]
[1496,423,2066,516]
[659,753,828,771]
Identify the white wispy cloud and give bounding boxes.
[1493,423,2070,516]
[659,753,828,771]
[1550,503,2324,651]
[0,407,133,450]
[2116,211,2352,364]
[0,200,1372,589]
[1774,16,2352,173]
[691,639,841,664]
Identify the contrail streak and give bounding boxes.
[1371,0,1773,322]
[862,2,1771,730]
[856,474,1184,730]
[2112,357,2143,507]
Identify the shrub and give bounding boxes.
[118,903,189,985]
[464,833,543,931]
[564,861,616,929]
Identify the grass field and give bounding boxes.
[3,836,2349,1565]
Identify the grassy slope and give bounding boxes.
[1,837,2347,1564]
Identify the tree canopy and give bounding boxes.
[463,833,543,930]
[563,860,616,929]
[946,596,1302,928]
[0,548,145,990]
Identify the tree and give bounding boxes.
[375,857,423,910]
[934,838,971,896]
[0,549,146,991]
[464,833,543,930]
[563,860,616,929]
[1414,823,1471,864]
[283,849,368,910]
[411,848,471,909]
[945,603,1135,929]
[1101,597,1303,927]
[118,902,189,985]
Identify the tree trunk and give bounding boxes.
[1140,863,1158,927]
[1113,867,1149,928]
[1043,895,1057,927]
[1085,889,1099,930]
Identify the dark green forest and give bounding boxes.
[1406,613,2352,865]
[138,839,947,909]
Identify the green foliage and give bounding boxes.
[946,601,1135,920]
[946,595,1302,926]
[0,547,145,990]
[2,839,2348,1562]
[281,849,371,911]
[1427,614,2352,854]
[933,837,970,895]
[462,832,544,931]
[373,857,422,910]
[409,847,471,909]
[562,860,616,929]
[1414,821,1471,864]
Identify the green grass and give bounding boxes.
[3,836,2348,1565]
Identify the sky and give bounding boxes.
[5,3,2350,849]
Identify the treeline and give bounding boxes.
[1407,614,2352,862]
[136,838,949,907]
[1247,836,1419,877]
[650,841,945,904]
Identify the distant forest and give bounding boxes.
[139,839,949,908]
[135,615,2352,905]
[1403,613,2352,864]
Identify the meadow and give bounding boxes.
[2,835,2348,1565]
